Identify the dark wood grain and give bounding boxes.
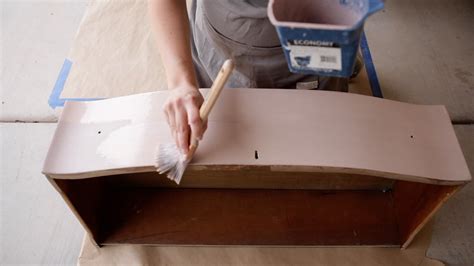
[54,178,105,239]
[53,175,462,248]
[98,188,399,246]
[393,181,459,247]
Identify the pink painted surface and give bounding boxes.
[268,0,362,30]
[43,89,471,184]
[270,0,359,28]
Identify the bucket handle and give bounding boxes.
[368,0,384,15]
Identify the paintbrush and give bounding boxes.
[156,59,235,184]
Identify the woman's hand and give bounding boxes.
[149,0,202,155]
[163,84,206,155]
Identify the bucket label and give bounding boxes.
[287,40,342,71]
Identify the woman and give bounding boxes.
[149,0,359,156]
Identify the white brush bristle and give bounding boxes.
[156,143,189,184]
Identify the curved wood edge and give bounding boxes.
[43,89,472,185]
[43,164,468,186]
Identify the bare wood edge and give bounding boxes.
[45,175,100,247]
[42,164,470,186]
[400,185,461,249]
[100,243,399,248]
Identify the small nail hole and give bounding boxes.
[254,150,259,160]
[98,131,102,134]
[410,135,413,139]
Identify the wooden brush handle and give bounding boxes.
[199,59,234,120]
[189,59,234,153]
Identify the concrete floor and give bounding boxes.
[1,1,473,265]
[0,0,87,122]
[1,1,88,265]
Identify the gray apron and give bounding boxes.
[189,0,348,91]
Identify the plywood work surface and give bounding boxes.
[43,89,471,184]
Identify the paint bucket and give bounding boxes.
[268,0,384,77]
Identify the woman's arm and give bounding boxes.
[149,0,205,155]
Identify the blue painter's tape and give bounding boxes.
[360,31,383,98]
[48,59,73,108]
[48,59,102,108]
[49,37,380,109]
